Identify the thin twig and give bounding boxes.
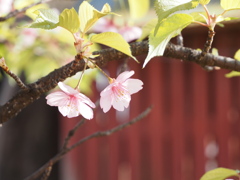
[40,161,53,180]
[0,57,28,90]
[198,29,216,71]
[3,68,28,90]
[61,118,86,150]
[62,101,99,149]
[68,105,153,151]
[200,29,216,58]
[24,105,153,180]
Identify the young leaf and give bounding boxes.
[58,8,80,33]
[90,32,137,61]
[79,1,118,34]
[200,0,211,5]
[154,0,199,23]
[200,167,239,180]
[128,0,150,19]
[225,49,240,78]
[137,18,158,42]
[28,9,59,30]
[143,14,193,68]
[221,0,240,10]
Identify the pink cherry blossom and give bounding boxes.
[91,18,118,33]
[100,70,143,113]
[46,82,95,119]
[118,26,142,42]
[92,18,142,42]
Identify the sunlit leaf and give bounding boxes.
[128,0,150,19]
[137,18,158,42]
[90,32,137,61]
[190,12,207,22]
[143,14,193,68]
[58,8,80,33]
[28,9,59,30]
[154,0,199,24]
[200,0,211,5]
[25,3,49,20]
[200,168,239,180]
[79,1,118,34]
[221,0,240,10]
[225,49,240,78]
[211,48,219,56]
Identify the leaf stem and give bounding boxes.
[74,61,87,90]
[88,58,112,82]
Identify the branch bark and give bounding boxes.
[0,40,240,124]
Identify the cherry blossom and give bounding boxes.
[0,0,13,16]
[46,82,95,119]
[100,70,143,113]
[118,26,142,42]
[92,18,142,42]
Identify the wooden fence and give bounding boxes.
[59,23,240,180]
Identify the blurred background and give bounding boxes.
[1,0,240,180]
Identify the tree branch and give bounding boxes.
[0,40,240,124]
[24,105,153,180]
[0,1,42,22]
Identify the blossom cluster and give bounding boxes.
[46,70,143,120]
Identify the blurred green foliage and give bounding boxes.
[0,6,97,95]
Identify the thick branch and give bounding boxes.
[1,41,240,124]
[24,105,152,180]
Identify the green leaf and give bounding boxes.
[137,18,158,42]
[234,49,240,60]
[128,0,150,19]
[154,0,199,23]
[143,14,193,68]
[190,12,207,22]
[225,71,240,78]
[28,9,59,30]
[225,49,240,78]
[79,1,118,34]
[200,0,211,5]
[200,168,239,180]
[90,32,137,61]
[58,8,80,33]
[221,0,240,10]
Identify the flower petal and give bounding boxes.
[58,82,79,95]
[116,70,134,83]
[100,93,112,113]
[46,91,70,106]
[58,105,79,118]
[112,95,130,111]
[78,102,94,120]
[100,84,113,97]
[125,79,143,94]
[76,93,96,108]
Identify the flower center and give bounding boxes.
[112,83,129,101]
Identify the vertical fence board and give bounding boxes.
[192,63,208,179]
[169,59,185,180]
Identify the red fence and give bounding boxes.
[59,23,240,180]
